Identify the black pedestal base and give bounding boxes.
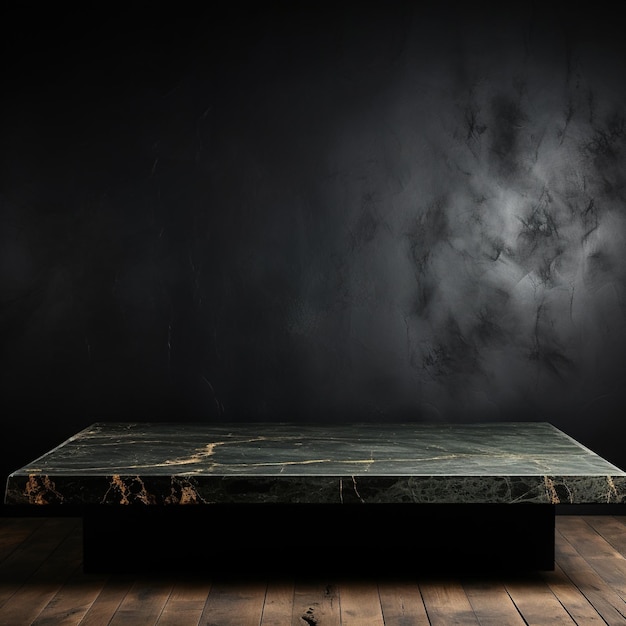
[83,503,555,577]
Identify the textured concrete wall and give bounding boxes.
[1,2,625,475]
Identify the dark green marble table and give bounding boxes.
[5,421,626,506]
[6,422,624,574]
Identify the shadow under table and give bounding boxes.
[5,422,626,577]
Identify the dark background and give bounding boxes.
[2,2,626,510]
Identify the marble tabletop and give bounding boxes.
[5,422,626,505]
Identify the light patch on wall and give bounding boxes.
[280,14,626,421]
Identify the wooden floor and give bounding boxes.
[1,516,626,625]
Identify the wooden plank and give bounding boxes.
[557,516,621,558]
[108,579,175,626]
[582,515,626,556]
[155,600,204,626]
[541,563,608,625]
[504,576,577,625]
[30,568,109,626]
[164,577,212,602]
[585,555,626,601]
[558,516,626,600]
[3,514,626,626]
[291,582,340,626]
[0,520,84,625]
[155,601,204,626]
[260,581,295,626]
[419,580,480,625]
[156,578,212,626]
[462,579,526,626]
[0,565,85,626]
[377,581,430,626]
[0,517,45,564]
[338,581,384,626]
[199,581,267,626]
[555,528,626,626]
[75,577,135,626]
[0,517,79,608]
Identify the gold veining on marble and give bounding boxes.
[165,478,208,505]
[338,477,365,503]
[352,476,364,503]
[106,475,130,504]
[161,439,244,467]
[102,474,156,505]
[607,476,619,502]
[177,484,200,504]
[543,476,560,504]
[24,474,64,505]
[133,476,156,505]
[159,436,397,470]
[5,423,626,507]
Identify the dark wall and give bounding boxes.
[2,2,626,489]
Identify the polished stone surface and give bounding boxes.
[5,422,626,505]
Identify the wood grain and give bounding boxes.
[378,581,430,626]
[1,515,626,625]
[199,581,267,626]
[418,580,480,625]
